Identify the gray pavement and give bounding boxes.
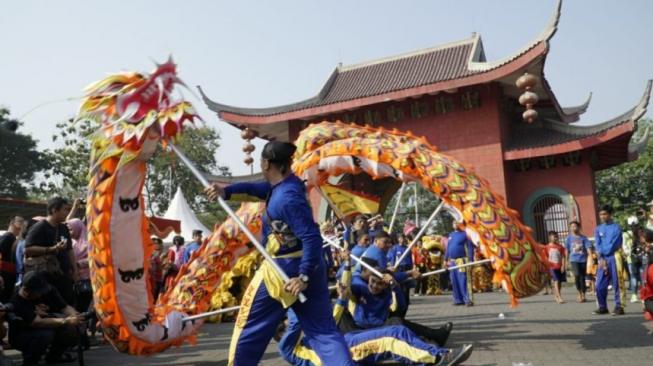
[6,286,653,366]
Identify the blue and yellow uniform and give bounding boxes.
[594,221,623,311]
[225,174,354,366]
[445,229,474,305]
[280,308,447,365]
[348,275,406,328]
[387,244,413,271]
[350,244,369,259]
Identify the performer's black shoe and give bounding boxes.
[465,301,474,307]
[436,344,473,366]
[611,307,625,316]
[429,322,453,346]
[592,308,609,315]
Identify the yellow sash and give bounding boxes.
[261,233,302,308]
[455,258,467,272]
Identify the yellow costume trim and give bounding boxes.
[260,249,303,309]
[614,250,627,307]
[228,270,264,365]
[293,341,322,365]
[350,337,437,363]
[455,258,467,273]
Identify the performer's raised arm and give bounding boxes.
[206,181,271,202]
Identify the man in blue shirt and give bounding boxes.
[565,221,593,302]
[350,233,370,259]
[343,215,367,249]
[181,230,202,264]
[593,205,624,315]
[387,234,413,271]
[206,141,354,366]
[356,232,393,275]
[445,221,475,306]
[341,259,452,347]
[387,233,415,316]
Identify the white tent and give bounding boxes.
[163,187,211,243]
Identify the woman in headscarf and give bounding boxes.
[67,219,91,309]
[67,217,95,348]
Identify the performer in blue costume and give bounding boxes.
[206,141,354,366]
[444,221,475,306]
[387,233,415,316]
[275,275,473,366]
[593,205,624,315]
[340,258,452,347]
[277,310,473,366]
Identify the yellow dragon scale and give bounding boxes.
[82,62,547,356]
[293,121,549,302]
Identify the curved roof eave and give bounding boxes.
[504,79,652,160]
[200,1,563,124]
[197,67,340,117]
[467,0,561,72]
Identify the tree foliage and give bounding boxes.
[383,183,454,236]
[144,126,232,227]
[37,118,97,199]
[0,108,49,198]
[40,119,230,228]
[595,118,653,222]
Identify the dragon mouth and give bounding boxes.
[81,58,199,152]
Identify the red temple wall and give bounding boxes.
[505,154,598,236]
[289,83,510,200]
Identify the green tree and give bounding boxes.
[37,118,97,199]
[144,126,232,227]
[0,108,49,198]
[383,183,453,235]
[595,118,653,223]
[41,119,231,228]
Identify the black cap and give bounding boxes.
[22,271,50,296]
[261,141,297,162]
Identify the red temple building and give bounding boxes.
[200,0,651,241]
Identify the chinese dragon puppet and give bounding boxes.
[80,62,548,355]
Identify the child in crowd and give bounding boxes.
[546,231,567,304]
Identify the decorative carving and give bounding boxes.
[461,91,481,110]
[386,105,405,122]
[434,97,454,115]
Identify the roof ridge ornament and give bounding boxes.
[467,0,562,72]
[561,91,593,121]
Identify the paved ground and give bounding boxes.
[6,286,653,365]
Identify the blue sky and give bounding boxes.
[1,0,651,175]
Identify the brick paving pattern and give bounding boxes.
[7,287,653,365]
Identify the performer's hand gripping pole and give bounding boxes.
[322,235,390,283]
[169,143,307,303]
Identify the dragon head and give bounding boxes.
[78,58,198,171]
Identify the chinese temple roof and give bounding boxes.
[200,0,581,137]
[504,80,652,167]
